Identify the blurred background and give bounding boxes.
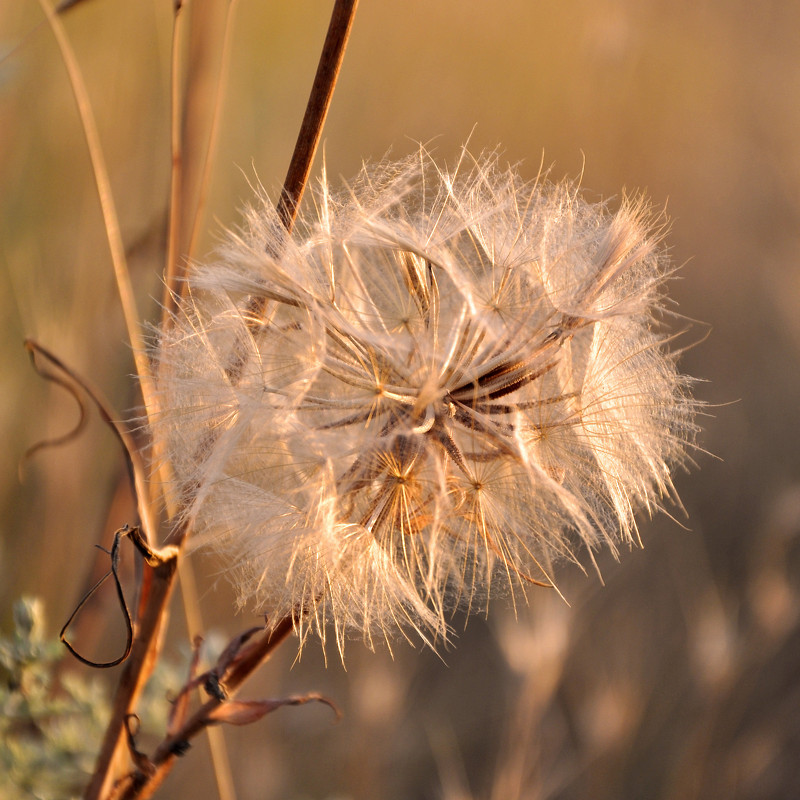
[1,1,799,798]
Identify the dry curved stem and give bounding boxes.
[22,339,155,542]
[36,0,156,421]
[85,4,361,797]
[60,526,138,669]
[19,346,88,475]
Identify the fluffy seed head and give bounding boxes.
[151,148,698,654]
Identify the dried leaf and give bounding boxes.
[207,694,340,726]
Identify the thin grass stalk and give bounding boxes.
[159,3,240,794]
[160,0,189,326]
[149,0,239,511]
[175,558,237,800]
[36,0,156,442]
[184,0,240,268]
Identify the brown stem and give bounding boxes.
[160,0,189,325]
[85,3,360,797]
[221,0,361,392]
[84,534,179,800]
[276,0,360,232]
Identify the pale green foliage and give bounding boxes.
[0,598,108,800]
[0,598,190,799]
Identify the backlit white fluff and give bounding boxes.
[151,148,698,653]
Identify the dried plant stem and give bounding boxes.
[160,0,189,325]
[84,3,361,797]
[85,534,180,800]
[158,3,240,789]
[111,619,294,800]
[175,559,237,800]
[224,0,360,388]
[36,0,156,424]
[151,0,240,504]
[277,0,360,231]
[184,0,241,267]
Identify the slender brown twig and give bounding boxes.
[224,0,360,388]
[277,0,360,232]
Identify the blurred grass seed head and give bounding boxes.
[151,148,699,656]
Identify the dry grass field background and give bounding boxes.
[2,2,799,798]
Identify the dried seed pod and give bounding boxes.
[151,148,699,655]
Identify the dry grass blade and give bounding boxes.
[160,0,242,327]
[175,555,237,800]
[35,0,155,420]
[160,1,189,326]
[184,0,241,268]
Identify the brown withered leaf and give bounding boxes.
[207,694,340,726]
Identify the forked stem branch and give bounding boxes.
[109,619,295,800]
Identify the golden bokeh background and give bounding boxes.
[2,2,799,798]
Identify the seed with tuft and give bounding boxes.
[151,147,699,655]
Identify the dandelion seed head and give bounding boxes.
[151,147,699,653]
